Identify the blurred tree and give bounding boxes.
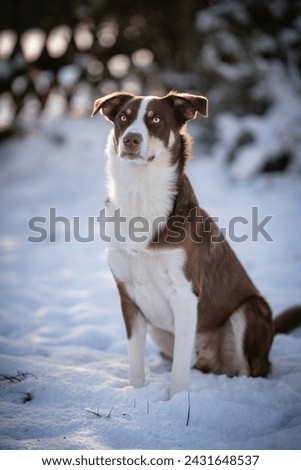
[0,0,300,174]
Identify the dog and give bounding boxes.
[92,91,301,397]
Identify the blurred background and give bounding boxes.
[0,0,301,175]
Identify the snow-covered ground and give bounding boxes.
[0,115,300,450]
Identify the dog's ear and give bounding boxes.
[167,91,208,124]
[91,92,134,121]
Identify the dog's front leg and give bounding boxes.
[170,293,198,397]
[127,313,147,388]
[116,281,147,388]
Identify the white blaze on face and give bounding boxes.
[118,97,153,162]
[168,131,176,148]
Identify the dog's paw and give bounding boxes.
[170,381,189,398]
[130,376,145,388]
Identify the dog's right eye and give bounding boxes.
[120,114,127,122]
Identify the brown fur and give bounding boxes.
[149,169,276,376]
[274,306,301,334]
[115,280,142,339]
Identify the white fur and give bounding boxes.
[105,128,178,250]
[105,98,198,395]
[118,97,153,161]
[127,313,147,388]
[107,247,198,395]
[229,309,248,375]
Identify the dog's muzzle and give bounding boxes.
[122,132,143,159]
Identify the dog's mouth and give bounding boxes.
[120,151,155,163]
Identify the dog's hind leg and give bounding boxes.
[242,295,274,377]
[149,326,174,360]
[219,295,273,377]
[195,296,273,378]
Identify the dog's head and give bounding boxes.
[92,91,208,165]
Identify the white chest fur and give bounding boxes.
[105,131,178,248]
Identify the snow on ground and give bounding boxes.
[0,115,301,450]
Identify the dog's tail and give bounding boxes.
[273,305,301,335]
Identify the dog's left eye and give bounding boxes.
[152,116,161,124]
[120,114,127,122]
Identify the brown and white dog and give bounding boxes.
[92,91,301,397]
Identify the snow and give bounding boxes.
[212,62,301,179]
[0,115,301,450]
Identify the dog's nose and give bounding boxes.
[123,133,142,152]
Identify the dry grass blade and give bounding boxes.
[86,407,114,419]
[186,393,191,426]
[0,371,37,383]
[86,408,102,418]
